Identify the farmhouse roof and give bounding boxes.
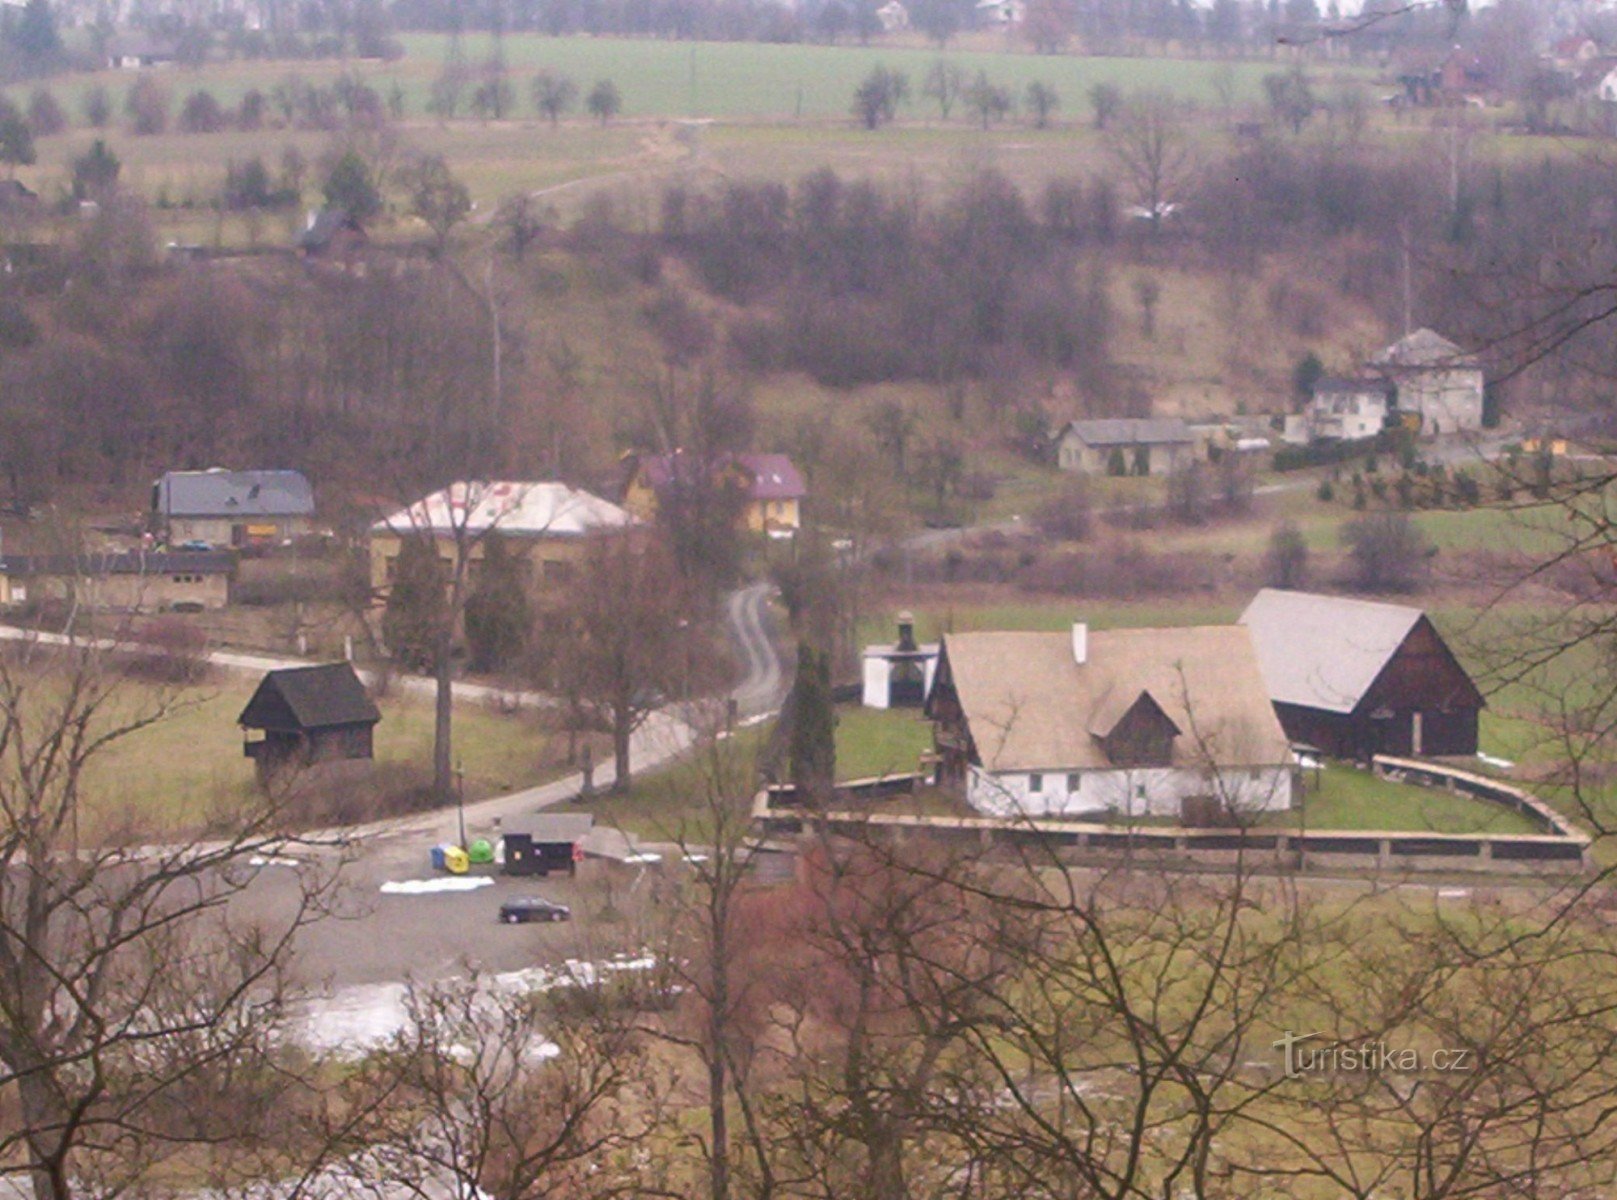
[373,481,636,538]
[1061,418,1196,447]
[1369,328,1476,370]
[1238,588,1425,714]
[0,550,236,577]
[238,663,380,733]
[155,469,315,519]
[1313,375,1388,395]
[939,625,1288,772]
[633,452,806,501]
[297,207,366,252]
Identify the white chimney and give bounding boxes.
[1071,621,1088,665]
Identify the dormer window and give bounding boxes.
[1091,690,1179,768]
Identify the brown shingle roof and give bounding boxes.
[943,625,1290,773]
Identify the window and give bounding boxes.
[543,558,576,584]
[1028,773,1043,794]
[1066,773,1080,793]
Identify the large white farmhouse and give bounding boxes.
[926,623,1294,822]
[1368,328,1485,435]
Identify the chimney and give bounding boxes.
[1071,621,1088,666]
[896,611,917,653]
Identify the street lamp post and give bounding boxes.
[455,760,467,849]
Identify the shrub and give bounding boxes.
[26,88,66,136]
[178,89,227,133]
[1340,511,1431,593]
[1033,478,1093,542]
[125,77,170,135]
[124,616,209,684]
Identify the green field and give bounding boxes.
[81,669,586,839]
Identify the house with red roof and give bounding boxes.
[622,451,806,537]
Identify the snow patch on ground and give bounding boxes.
[379,876,494,895]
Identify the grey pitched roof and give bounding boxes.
[1238,588,1424,714]
[1369,328,1475,369]
[1313,375,1388,395]
[238,663,380,732]
[155,470,315,519]
[0,551,235,576]
[1062,418,1195,447]
[940,625,1289,772]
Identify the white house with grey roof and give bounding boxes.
[926,623,1294,822]
[1056,418,1198,476]
[151,469,315,548]
[1367,328,1485,435]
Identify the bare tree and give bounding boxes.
[1106,89,1195,235]
[0,620,339,1200]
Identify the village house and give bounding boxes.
[105,31,178,68]
[1306,376,1390,441]
[1056,418,1198,476]
[368,480,638,598]
[297,208,368,258]
[926,623,1294,822]
[1239,589,1485,760]
[151,469,316,549]
[621,451,806,536]
[861,612,940,709]
[1367,328,1485,435]
[238,662,380,780]
[0,550,235,612]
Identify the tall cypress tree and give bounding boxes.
[463,533,530,673]
[789,642,837,803]
[381,535,448,673]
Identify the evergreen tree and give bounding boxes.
[789,642,837,803]
[70,138,118,199]
[463,534,530,673]
[382,535,448,672]
[0,101,34,175]
[322,149,382,221]
[8,0,61,67]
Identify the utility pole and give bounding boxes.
[455,759,466,849]
[1400,223,1413,336]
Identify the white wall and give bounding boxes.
[966,763,1293,820]
[1399,368,1484,433]
[862,656,891,709]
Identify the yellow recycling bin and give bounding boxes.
[442,845,470,875]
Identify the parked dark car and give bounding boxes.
[499,896,572,925]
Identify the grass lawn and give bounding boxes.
[78,668,584,840]
[1272,765,1542,835]
[835,704,934,781]
[577,724,769,845]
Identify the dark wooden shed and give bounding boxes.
[239,662,380,777]
[1240,589,1485,761]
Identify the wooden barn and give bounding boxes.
[1239,589,1485,761]
[239,663,380,777]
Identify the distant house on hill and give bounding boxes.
[622,451,806,536]
[106,32,178,68]
[926,622,1293,822]
[1306,376,1390,441]
[1056,418,1197,476]
[1239,589,1485,760]
[297,208,367,257]
[0,550,235,612]
[152,469,316,548]
[238,662,380,778]
[369,480,638,598]
[1367,328,1485,435]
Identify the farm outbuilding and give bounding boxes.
[1239,589,1485,761]
[238,662,380,778]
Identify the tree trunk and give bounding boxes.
[18,1069,71,1200]
[611,711,632,793]
[434,630,454,806]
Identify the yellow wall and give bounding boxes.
[369,531,601,600]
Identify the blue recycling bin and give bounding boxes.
[430,844,448,871]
